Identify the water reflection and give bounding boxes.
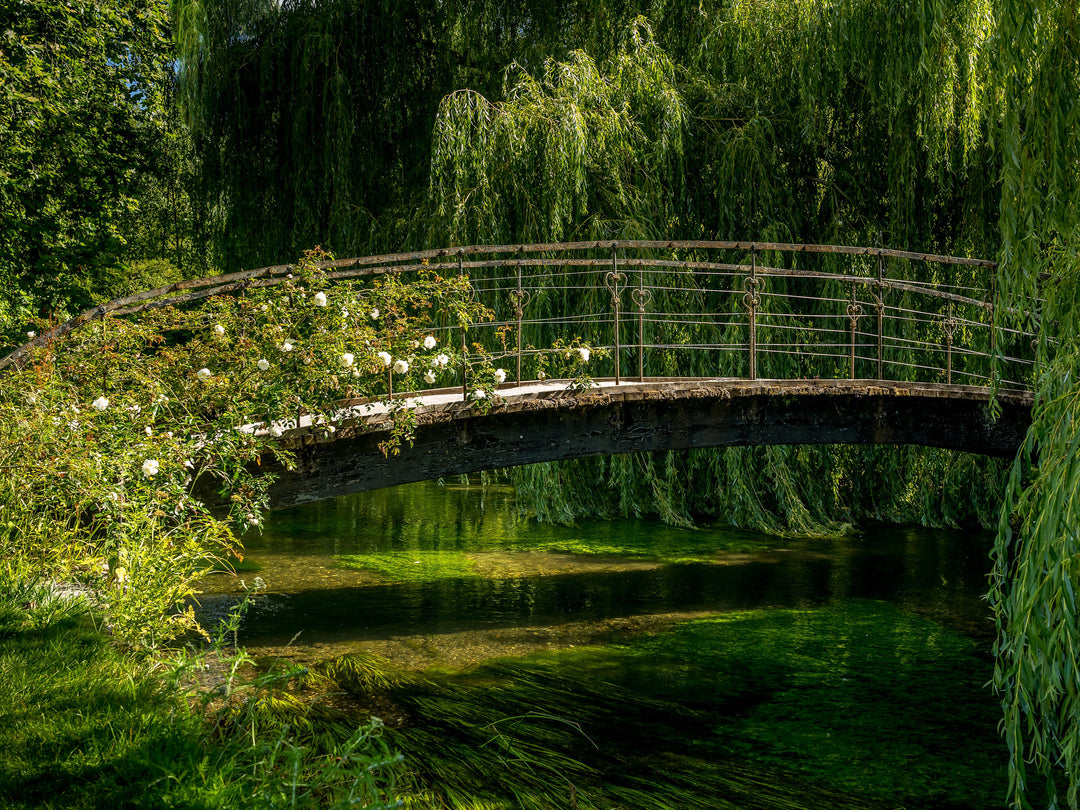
[196,481,996,652]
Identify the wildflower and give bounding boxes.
[377,351,392,367]
[214,324,225,337]
[424,370,436,384]
[257,358,270,371]
[91,396,109,411]
[432,353,450,369]
[370,307,380,319]
[340,352,355,368]
[281,341,293,352]
[494,368,507,384]
[473,388,486,400]
[313,292,328,307]
[26,331,35,339]
[423,335,437,350]
[393,359,409,374]
[141,459,160,478]
[577,347,590,363]
[196,367,212,380]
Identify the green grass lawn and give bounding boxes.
[0,581,401,809]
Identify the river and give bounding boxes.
[196,479,1009,809]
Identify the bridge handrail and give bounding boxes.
[2,241,1034,390]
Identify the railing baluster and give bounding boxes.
[458,249,467,398]
[604,243,627,385]
[847,284,863,380]
[510,247,530,385]
[875,251,886,379]
[631,264,652,382]
[742,245,760,380]
[943,302,957,385]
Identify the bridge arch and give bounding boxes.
[248,378,1031,510]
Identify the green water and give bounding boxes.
[197,481,1008,809]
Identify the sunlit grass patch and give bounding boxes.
[336,550,478,582]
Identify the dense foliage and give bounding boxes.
[0,0,187,328]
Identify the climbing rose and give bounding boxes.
[423,335,437,350]
[313,292,328,307]
[377,351,392,366]
[393,359,409,374]
[214,324,225,337]
[424,370,436,384]
[281,342,293,352]
[196,368,212,380]
[431,353,450,369]
[473,388,486,400]
[141,459,160,478]
[340,353,355,368]
[257,359,270,371]
[270,424,284,438]
[27,331,35,338]
[91,396,109,411]
[494,368,506,384]
[577,347,590,363]
[370,308,380,319]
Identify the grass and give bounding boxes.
[0,576,404,809]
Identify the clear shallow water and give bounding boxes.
[198,480,996,656]
[194,480,1008,808]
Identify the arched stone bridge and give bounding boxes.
[253,377,1031,510]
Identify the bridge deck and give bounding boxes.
[239,378,1032,509]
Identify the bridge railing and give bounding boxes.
[2,241,1037,393]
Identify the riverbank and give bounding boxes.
[0,579,403,809]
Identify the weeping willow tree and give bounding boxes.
[174,2,1080,804]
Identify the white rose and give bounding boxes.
[91,396,109,411]
[577,347,590,363]
[494,368,506,384]
[377,351,392,367]
[340,352,355,368]
[473,388,486,400]
[257,358,270,371]
[214,324,225,337]
[370,308,380,320]
[27,331,35,339]
[423,335,437,350]
[424,370,436,384]
[393,359,409,374]
[313,292,328,307]
[141,459,160,478]
[196,368,212,380]
[281,342,293,352]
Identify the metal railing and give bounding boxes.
[1,240,1038,393]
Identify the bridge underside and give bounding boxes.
[242,379,1031,510]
